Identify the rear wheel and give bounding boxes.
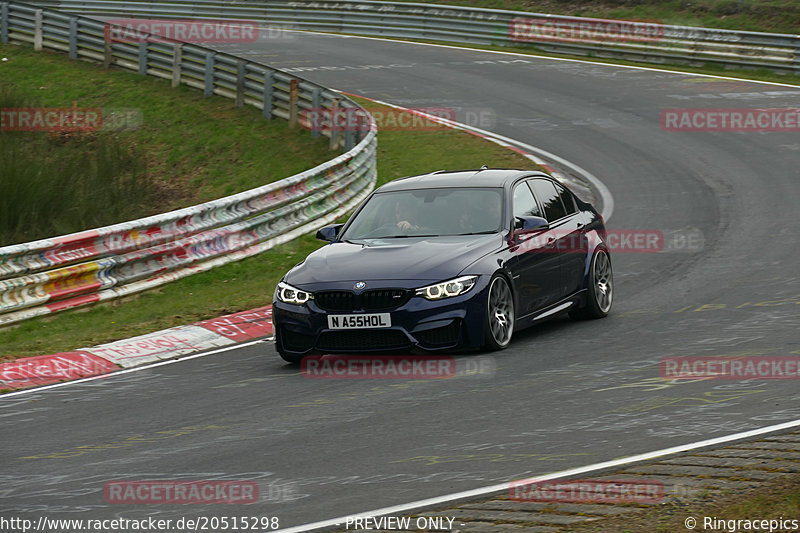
[483,274,515,350]
[570,249,613,319]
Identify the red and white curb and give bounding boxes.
[0,306,273,391]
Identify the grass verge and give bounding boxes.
[0,83,151,244]
[0,42,333,245]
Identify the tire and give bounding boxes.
[570,248,613,320]
[483,274,515,351]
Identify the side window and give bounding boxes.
[512,182,543,227]
[531,179,567,222]
[554,182,577,216]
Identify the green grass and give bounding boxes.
[0,43,333,245]
[0,84,152,243]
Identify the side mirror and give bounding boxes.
[316,224,344,242]
[515,216,549,232]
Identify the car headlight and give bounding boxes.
[275,281,313,305]
[415,276,477,300]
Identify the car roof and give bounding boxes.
[376,169,549,192]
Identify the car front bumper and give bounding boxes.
[272,278,491,355]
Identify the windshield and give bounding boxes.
[341,187,504,240]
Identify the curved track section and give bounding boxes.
[2,31,799,530]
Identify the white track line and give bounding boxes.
[0,339,269,398]
[278,418,800,532]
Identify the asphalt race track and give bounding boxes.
[2,30,800,530]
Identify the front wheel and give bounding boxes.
[570,249,613,320]
[483,274,515,351]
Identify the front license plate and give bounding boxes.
[327,313,391,329]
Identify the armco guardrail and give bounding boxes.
[26,0,800,73]
[0,1,377,327]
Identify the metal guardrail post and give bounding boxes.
[795,41,800,74]
[103,38,112,68]
[288,78,298,128]
[353,110,367,146]
[171,43,181,88]
[1,3,9,45]
[33,8,42,51]
[345,118,355,151]
[310,87,321,138]
[68,16,77,59]
[355,110,365,146]
[204,51,214,96]
[138,41,147,75]
[329,97,341,150]
[263,70,274,119]
[235,60,245,107]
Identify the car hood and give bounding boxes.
[285,234,503,287]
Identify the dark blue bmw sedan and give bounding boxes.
[273,169,612,362]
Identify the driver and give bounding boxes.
[396,201,420,231]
